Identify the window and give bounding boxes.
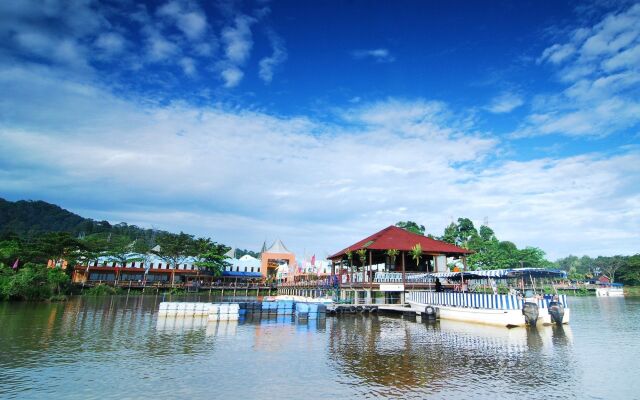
[158,263,162,269]
[150,263,154,269]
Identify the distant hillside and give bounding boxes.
[0,198,162,242]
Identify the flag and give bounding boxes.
[311,254,315,266]
[12,258,19,270]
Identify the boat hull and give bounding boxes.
[408,301,571,327]
[596,288,624,297]
[408,301,528,327]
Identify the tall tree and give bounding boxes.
[596,255,626,284]
[441,222,458,245]
[194,238,231,277]
[152,232,198,286]
[395,221,426,236]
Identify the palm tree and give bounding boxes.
[386,249,399,271]
[411,244,422,270]
[356,248,367,283]
[356,249,367,266]
[345,250,353,275]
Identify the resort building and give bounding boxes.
[224,254,262,280]
[61,240,298,287]
[260,239,296,281]
[327,225,471,303]
[67,254,208,286]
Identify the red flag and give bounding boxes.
[12,258,19,270]
[311,254,315,266]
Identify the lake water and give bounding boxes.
[0,296,638,399]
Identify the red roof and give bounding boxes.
[328,225,472,259]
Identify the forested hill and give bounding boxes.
[0,198,161,241]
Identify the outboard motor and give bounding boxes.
[522,302,539,327]
[423,306,438,321]
[548,301,565,325]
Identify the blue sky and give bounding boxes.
[1,0,639,260]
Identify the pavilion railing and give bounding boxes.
[374,272,433,283]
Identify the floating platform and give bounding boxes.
[158,300,328,321]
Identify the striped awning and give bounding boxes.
[429,268,566,280]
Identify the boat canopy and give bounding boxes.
[428,267,567,281]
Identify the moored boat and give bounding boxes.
[596,283,625,297]
[406,268,570,328]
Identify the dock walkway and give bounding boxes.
[327,303,422,317]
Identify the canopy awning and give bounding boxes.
[429,268,567,281]
[222,271,262,278]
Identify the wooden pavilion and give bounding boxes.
[327,225,471,303]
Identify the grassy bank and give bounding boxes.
[1,263,70,301]
[624,286,640,297]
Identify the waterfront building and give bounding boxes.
[60,250,263,287]
[65,254,209,286]
[260,239,296,281]
[327,225,471,303]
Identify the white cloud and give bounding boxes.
[538,43,575,64]
[352,48,395,63]
[0,0,284,91]
[222,15,255,64]
[13,31,88,68]
[146,30,179,61]
[179,57,196,76]
[157,0,208,40]
[259,31,287,83]
[221,66,244,87]
[486,92,524,114]
[5,66,639,258]
[516,3,640,138]
[95,32,126,56]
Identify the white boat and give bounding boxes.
[596,285,625,297]
[406,268,570,328]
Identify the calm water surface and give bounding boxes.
[0,296,638,399]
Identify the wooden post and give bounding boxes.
[331,259,335,282]
[462,256,467,292]
[401,251,406,285]
[369,251,373,289]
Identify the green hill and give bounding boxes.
[0,198,160,242]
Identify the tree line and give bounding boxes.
[396,218,639,284]
[0,230,232,301]
[0,198,161,243]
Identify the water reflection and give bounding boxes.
[328,315,576,397]
[2,296,637,400]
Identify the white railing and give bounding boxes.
[374,272,433,283]
[406,292,569,310]
[339,272,435,284]
[341,273,371,284]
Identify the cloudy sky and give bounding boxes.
[1,0,639,260]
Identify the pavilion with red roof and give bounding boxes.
[327,225,471,301]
